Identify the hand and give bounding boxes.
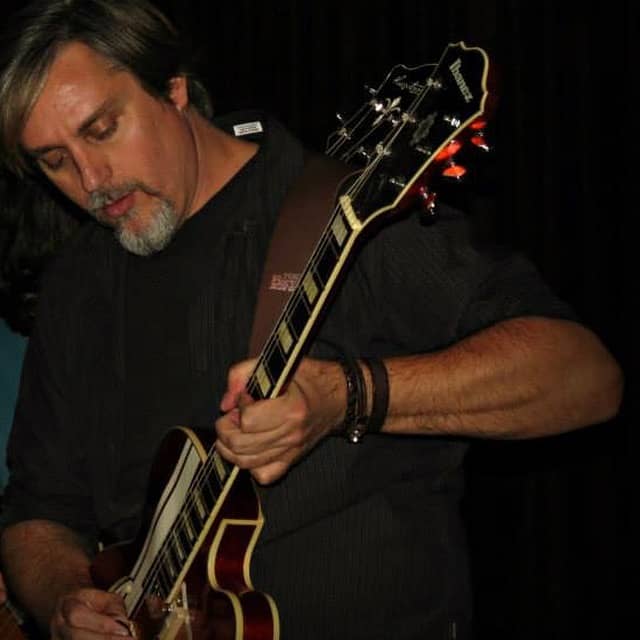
[50,587,131,639]
[216,357,346,484]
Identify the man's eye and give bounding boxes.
[41,153,66,171]
[91,120,118,141]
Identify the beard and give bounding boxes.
[88,181,181,256]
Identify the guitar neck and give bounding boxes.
[247,193,362,402]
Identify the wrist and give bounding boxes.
[335,355,388,442]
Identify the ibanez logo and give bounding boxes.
[449,58,473,103]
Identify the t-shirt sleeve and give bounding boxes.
[1,272,97,542]
[315,203,577,356]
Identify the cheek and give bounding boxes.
[45,172,91,210]
[126,104,185,180]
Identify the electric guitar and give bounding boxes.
[90,41,490,639]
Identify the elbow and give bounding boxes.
[595,357,624,424]
[571,345,624,429]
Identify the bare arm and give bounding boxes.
[0,520,130,638]
[215,317,623,483]
[380,316,622,437]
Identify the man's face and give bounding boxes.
[20,42,197,255]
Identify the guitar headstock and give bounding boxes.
[326,42,491,225]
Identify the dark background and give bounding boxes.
[3,1,635,638]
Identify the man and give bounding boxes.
[0,1,623,639]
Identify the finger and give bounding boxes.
[54,591,131,638]
[220,360,256,412]
[216,411,298,455]
[215,438,295,472]
[251,455,301,485]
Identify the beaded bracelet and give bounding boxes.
[338,355,368,443]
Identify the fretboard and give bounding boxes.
[247,194,361,402]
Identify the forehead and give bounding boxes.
[21,41,129,149]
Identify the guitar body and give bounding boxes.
[91,428,278,640]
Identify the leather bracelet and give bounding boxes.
[338,356,368,443]
[361,357,389,434]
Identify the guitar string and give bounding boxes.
[129,64,439,617]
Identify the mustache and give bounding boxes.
[88,181,162,216]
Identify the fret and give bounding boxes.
[182,510,196,543]
[313,236,340,287]
[188,499,205,528]
[172,529,187,561]
[177,525,191,557]
[188,508,201,538]
[201,472,218,509]
[287,295,311,339]
[193,489,208,521]
[156,565,172,597]
[164,545,178,579]
[264,344,286,384]
[212,450,228,485]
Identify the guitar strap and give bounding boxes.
[248,151,353,356]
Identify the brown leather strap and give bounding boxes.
[248,152,353,356]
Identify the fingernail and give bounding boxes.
[114,616,133,636]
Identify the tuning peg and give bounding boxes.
[441,161,467,180]
[434,139,462,162]
[443,114,462,129]
[468,118,490,151]
[470,131,490,152]
[364,84,377,96]
[354,146,373,162]
[388,175,407,190]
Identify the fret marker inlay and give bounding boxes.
[331,214,348,246]
[278,322,293,353]
[303,272,319,304]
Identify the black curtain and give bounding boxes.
[157,2,632,637]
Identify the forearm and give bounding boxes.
[0,519,94,630]
[216,316,623,483]
[370,316,623,438]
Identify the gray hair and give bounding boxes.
[0,0,213,176]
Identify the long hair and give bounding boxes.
[0,0,213,176]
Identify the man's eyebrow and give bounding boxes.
[26,98,118,157]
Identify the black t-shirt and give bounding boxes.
[3,112,575,639]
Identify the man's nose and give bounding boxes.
[75,148,111,193]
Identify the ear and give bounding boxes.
[168,75,189,111]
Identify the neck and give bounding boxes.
[183,109,258,217]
